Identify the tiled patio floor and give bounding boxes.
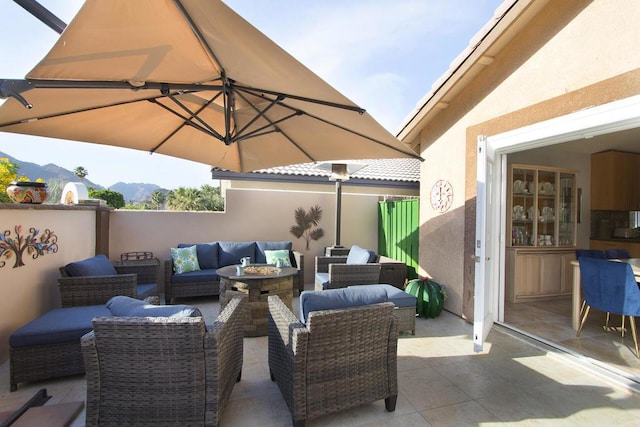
[1,295,640,426]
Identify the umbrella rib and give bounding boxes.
[303,109,421,158]
[232,89,289,138]
[238,86,419,159]
[165,92,225,139]
[234,84,365,114]
[147,98,225,142]
[172,0,225,72]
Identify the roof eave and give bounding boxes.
[396,0,548,146]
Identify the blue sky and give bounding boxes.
[0,0,503,189]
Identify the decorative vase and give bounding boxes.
[6,181,48,204]
[405,278,446,318]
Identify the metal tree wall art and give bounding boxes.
[0,225,58,268]
[289,205,325,250]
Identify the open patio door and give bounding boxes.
[473,135,503,352]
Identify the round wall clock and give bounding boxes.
[430,179,453,213]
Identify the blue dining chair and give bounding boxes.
[604,248,631,259]
[575,249,605,260]
[575,249,606,318]
[577,257,640,358]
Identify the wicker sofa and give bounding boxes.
[82,296,246,426]
[164,241,304,303]
[268,289,398,426]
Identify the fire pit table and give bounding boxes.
[217,264,297,336]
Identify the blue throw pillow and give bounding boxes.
[107,296,202,318]
[179,242,219,270]
[218,241,256,266]
[346,245,376,264]
[299,287,388,323]
[65,254,117,276]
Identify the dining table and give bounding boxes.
[570,258,640,330]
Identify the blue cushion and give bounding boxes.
[107,296,202,317]
[218,241,256,266]
[346,245,377,264]
[348,284,417,308]
[256,241,293,265]
[170,269,219,284]
[136,283,158,299]
[315,272,330,290]
[178,242,219,270]
[64,254,117,276]
[10,305,111,348]
[299,287,388,323]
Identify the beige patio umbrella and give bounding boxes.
[0,0,421,172]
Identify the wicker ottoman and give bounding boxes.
[348,284,417,334]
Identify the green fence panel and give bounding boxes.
[378,198,419,279]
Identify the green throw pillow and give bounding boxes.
[265,249,292,267]
[171,245,201,274]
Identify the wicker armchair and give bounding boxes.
[268,294,398,426]
[81,296,247,427]
[314,255,382,290]
[59,258,158,307]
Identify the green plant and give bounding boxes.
[405,277,446,318]
[89,189,125,208]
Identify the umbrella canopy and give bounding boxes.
[0,0,421,172]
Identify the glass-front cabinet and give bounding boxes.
[508,165,577,248]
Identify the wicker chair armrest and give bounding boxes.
[114,261,158,284]
[314,256,347,274]
[81,331,99,427]
[268,295,309,420]
[326,263,382,288]
[387,315,399,396]
[205,296,246,425]
[57,274,137,307]
[292,250,305,290]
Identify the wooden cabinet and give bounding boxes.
[505,248,575,303]
[508,165,577,248]
[591,151,640,210]
[590,239,640,258]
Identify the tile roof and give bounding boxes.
[230,158,420,183]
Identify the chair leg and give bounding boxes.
[622,315,626,337]
[630,316,639,359]
[385,395,397,412]
[605,312,611,330]
[577,306,591,337]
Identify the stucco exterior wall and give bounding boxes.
[110,187,388,294]
[0,205,97,361]
[407,0,640,318]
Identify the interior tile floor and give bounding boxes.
[505,297,640,381]
[1,294,640,426]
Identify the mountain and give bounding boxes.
[0,150,102,189]
[0,151,165,203]
[110,182,164,203]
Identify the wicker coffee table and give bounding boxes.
[217,264,297,336]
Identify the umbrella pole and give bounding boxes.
[334,179,342,247]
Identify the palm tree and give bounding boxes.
[73,166,88,181]
[165,187,202,211]
[149,190,166,210]
[289,205,324,250]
